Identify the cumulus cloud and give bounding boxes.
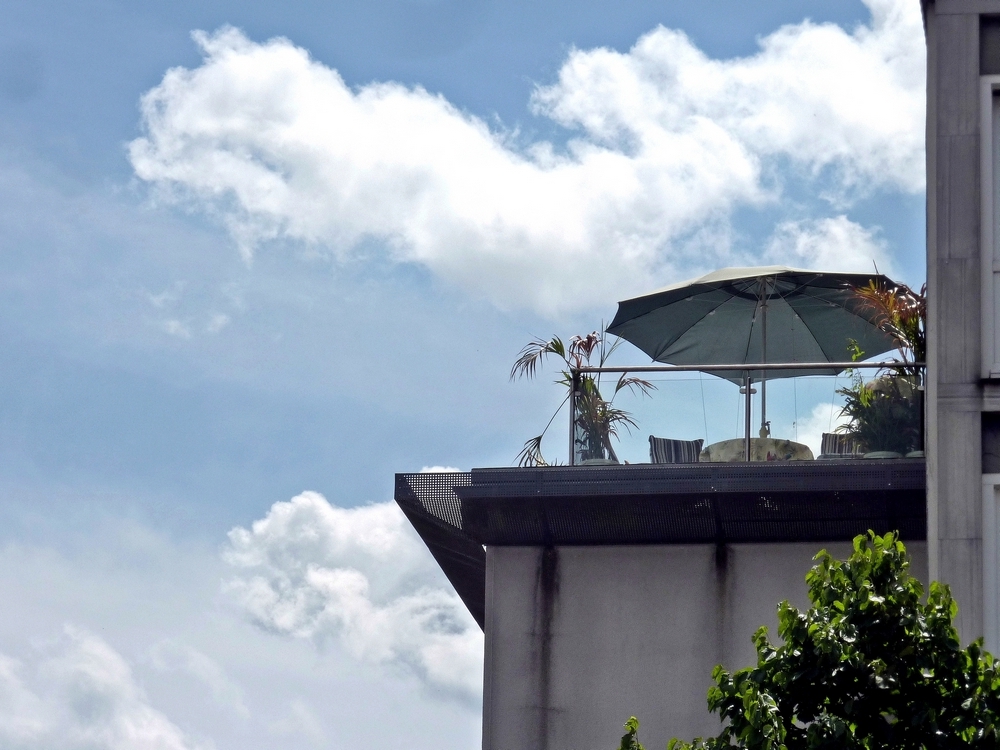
[794,401,851,458]
[0,626,205,750]
[222,492,483,699]
[129,0,924,315]
[147,641,248,718]
[266,699,325,744]
[161,319,192,339]
[534,0,924,195]
[763,215,893,274]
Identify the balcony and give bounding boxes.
[394,361,927,629]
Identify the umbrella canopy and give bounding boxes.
[607,266,899,384]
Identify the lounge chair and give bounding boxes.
[649,436,704,464]
[817,432,862,460]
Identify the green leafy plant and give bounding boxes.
[837,348,921,454]
[837,281,927,453]
[659,531,1000,750]
[617,716,646,750]
[510,329,654,466]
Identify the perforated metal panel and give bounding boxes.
[395,471,470,529]
[394,472,486,629]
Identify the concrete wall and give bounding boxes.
[482,542,928,750]
[925,0,987,644]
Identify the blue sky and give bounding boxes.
[0,1,925,748]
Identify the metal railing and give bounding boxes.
[568,361,926,465]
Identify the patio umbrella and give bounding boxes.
[606,266,899,436]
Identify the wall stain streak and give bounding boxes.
[535,545,560,750]
[715,543,729,669]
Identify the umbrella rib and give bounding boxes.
[651,296,732,361]
[769,283,819,367]
[740,289,763,368]
[785,287,888,360]
[772,284,840,354]
[783,286,873,319]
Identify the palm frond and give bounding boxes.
[515,435,548,467]
[615,373,656,398]
[510,336,566,381]
[854,279,926,370]
[599,331,625,367]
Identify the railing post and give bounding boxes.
[569,369,578,466]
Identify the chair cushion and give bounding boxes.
[820,432,861,457]
[649,436,704,464]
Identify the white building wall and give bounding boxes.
[483,542,928,750]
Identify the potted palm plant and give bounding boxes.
[838,280,926,455]
[510,329,654,466]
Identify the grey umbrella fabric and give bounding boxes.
[606,266,899,384]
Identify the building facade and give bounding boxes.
[925,0,1000,647]
[397,464,926,748]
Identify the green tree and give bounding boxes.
[628,532,1000,749]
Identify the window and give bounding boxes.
[979,77,1000,377]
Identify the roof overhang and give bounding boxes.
[395,461,927,629]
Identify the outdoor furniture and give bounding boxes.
[649,436,704,463]
[817,432,863,460]
[700,438,814,462]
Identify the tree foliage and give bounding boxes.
[656,532,1000,750]
[618,716,646,750]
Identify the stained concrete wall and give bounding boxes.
[482,542,928,750]
[925,0,987,644]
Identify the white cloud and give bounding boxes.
[0,626,206,750]
[794,401,851,458]
[161,319,191,339]
[222,492,483,699]
[129,0,924,315]
[763,215,893,274]
[147,284,184,309]
[535,0,925,195]
[0,502,482,749]
[204,313,230,334]
[147,641,247,718]
[419,465,462,473]
[266,699,324,744]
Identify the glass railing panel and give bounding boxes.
[569,364,924,465]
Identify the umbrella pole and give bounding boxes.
[761,379,767,437]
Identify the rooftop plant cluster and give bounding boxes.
[837,280,927,455]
